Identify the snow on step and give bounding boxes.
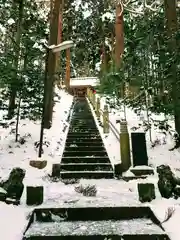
[25,219,165,237]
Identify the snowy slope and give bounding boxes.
[0,90,180,239]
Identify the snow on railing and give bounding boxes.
[87,87,122,142]
[87,87,131,170]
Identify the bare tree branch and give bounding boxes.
[117,0,164,16]
[144,0,163,12]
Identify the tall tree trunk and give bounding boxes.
[115,2,124,69]
[8,0,24,119]
[44,0,62,129]
[164,0,180,135]
[55,0,64,76]
[65,48,71,88]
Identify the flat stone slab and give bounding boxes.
[60,171,114,179]
[63,150,108,157]
[120,176,147,181]
[23,207,170,239]
[25,219,166,237]
[130,166,154,176]
[66,142,104,147]
[64,146,105,152]
[61,156,110,163]
[60,163,112,171]
[66,138,103,143]
[29,160,47,169]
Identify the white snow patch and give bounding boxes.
[102,12,114,22]
[0,24,6,34]
[7,18,15,25]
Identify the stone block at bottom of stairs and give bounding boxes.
[52,163,61,177]
[26,186,43,206]
[138,183,156,203]
[130,166,154,176]
[5,197,20,205]
[29,160,47,169]
[0,187,7,201]
[114,163,123,176]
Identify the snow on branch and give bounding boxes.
[114,0,163,16]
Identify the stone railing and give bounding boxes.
[86,87,131,172]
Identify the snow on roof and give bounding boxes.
[70,77,99,87]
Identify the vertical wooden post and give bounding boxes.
[96,97,101,118]
[89,90,91,102]
[87,88,90,99]
[103,105,109,134]
[115,2,124,69]
[92,92,96,109]
[120,121,131,171]
[65,48,71,89]
[90,90,93,103]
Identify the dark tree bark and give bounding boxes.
[44,0,63,129]
[164,0,180,135]
[8,0,24,119]
[115,2,124,69]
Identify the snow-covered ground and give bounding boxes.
[95,95,180,171]
[0,88,180,239]
[89,94,180,240]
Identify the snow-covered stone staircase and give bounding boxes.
[60,97,114,179]
[23,98,170,240]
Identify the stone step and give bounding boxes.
[61,156,110,163]
[70,127,97,130]
[65,145,106,152]
[66,137,102,142]
[23,206,169,240]
[72,109,91,111]
[66,138,103,143]
[70,124,97,127]
[24,206,167,221]
[67,133,100,138]
[70,122,95,126]
[63,151,108,157]
[70,120,96,124]
[70,121,96,125]
[71,117,94,120]
[70,125,96,129]
[25,222,168,239]
[65,142,104,147]
[66,138,102,142]
[69,126,97,130]
[60,163,112,171]
[72,111,92,115]
[72,114,92,117]
[69,128,97,131]
[68,128,98,133]
[64,146,105,152]
[60,170,114,179]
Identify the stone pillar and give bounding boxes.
[131,132,148,166]
[120,121,131,171]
